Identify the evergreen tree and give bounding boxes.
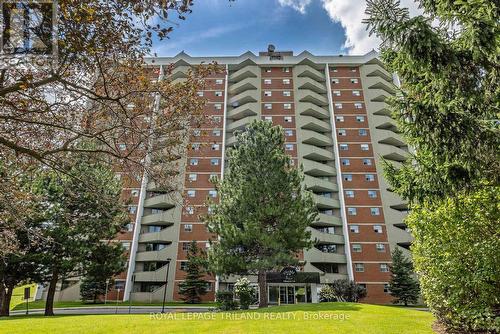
[205,120,317,308]
[178,241,208,304]
[388,248,420,306]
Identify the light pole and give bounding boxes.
[161,259,171,313]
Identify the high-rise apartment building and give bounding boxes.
[48,47,412,305]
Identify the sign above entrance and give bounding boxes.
[280,267,297,283]
[266,269,320,284]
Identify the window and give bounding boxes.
[331,78,339,84]
[341,159,350,166]
[196,91,204,97]
[283,91,291,97]
[336,116,344,122]
[282,67,290,72]
[338,129,346,136]
[355,263,364,272]
[380,263,390,272]
[183,224,193,232]
[384,284,390,293]
[265,68,272,73]
[352,90,361,96]
[334,103,343,109]
[189,158,198,166]
[354,102,363,109]
[122,242,131,250]
[118,143,127,151]
[188,173,197,182]
[284,116,293,123]
[187,190,196,198]
[207,206,214,215]
[191,143,200,151]
[125,223,134,232]
[182,242,190,251]
[264,116,272,122]
[350,67,357,72]
[359,129,368,136]
[210,158,219,166]
[348,207,357,215]
[285,144,294,151]
[331,67,338,72]
[368,190,377,198]
[214,103,222,110]
[114,281,125,290]
[193,129,201,137]
[212,129,221,136]
[284,103,292,109]
[215,79,223,85]
[356,116,365,122]
[350,225,359,233]
[352,244,362,252]
[360,144,369,151]
[373,225,383,234]
[345,190,355,198]
[131,190,140,197]
[209,173,218,182]
[128,206,137,214]
[371,207,380,216]
[213,116,222,123]
[365,174,375,181]
[211,144,220,151]
[186,206,194,215]
[264,91,272,97]
[343,174,353,181]
[180,261,188,271]
[350,78,359,84]
[215,91,223,97]
[363,158,372,165]
[264,103,272,110]
[376,243,386,252]
[333,90,341,96]
[284,129,294,137]
[283,78,290,85]
[264,79,272,85]
[340,144,349,151]
[208,190,218,198]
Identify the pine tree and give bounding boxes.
[389,248,420,306]
[205,120,318,308]
[178,241,208,304]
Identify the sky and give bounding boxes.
[151,0,420,57]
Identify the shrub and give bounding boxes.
[234,277,255,310]
[408,187,500,332]
[320,280,367,302]
[215,291,238,311]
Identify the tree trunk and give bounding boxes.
[0,282,5,314]
[0,284,13,317]
[257,269,268,308]
[44,267,59,316]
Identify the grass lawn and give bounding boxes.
[12,300,216,311]
[10,284,37,310]
[2,302,435,334]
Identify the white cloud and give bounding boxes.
[277,0,312,14]
[278,0,422,55]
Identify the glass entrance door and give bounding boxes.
[278,286,296,304]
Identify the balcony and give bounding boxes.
[376,143,409,162]
[295,77,327,94]
[226,115,258,133]
[301,144,334,161]
[304,247,347,264]
[141,210,176,226]
[135,244,176,262]
[313,194,340,209]
[228,77,259,95]
[227,102,259,120]
[304,175,338,192]
[169,66,189,80]
[308,227,344,244]
[302,159,336,176]
[297,89,328,106]
[228,89,259,106]
[133,264,170,283]
[143,194,176,209]
[139,226,176,243]
[301,129,332,146]
[295,65,325,82]
[296,102,330,119]
[316,213,342,227]
[229,65,259,82]
[300,116,331,132]
[363,63,393,82]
